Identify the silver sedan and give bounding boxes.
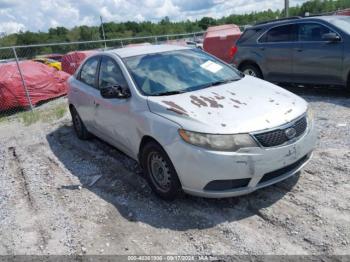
[68,45,317,200]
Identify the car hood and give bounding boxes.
[147,76,308,134]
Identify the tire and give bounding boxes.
[141,141,182,200]
[70,106,92,140]
[240,64,263,79]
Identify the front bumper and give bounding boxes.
[165,123,317,198]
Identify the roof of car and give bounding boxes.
[107,44,190,58]
[251,15,346,29]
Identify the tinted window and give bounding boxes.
[124,49,242,96]
[238,28,262,44]
[80,57,99,87]
[298,23,334,41]
[260,24,297,43]
[99,57,128,89]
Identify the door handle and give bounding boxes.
[294,48,303,52]
[94,101,100,107]
[259,47,265,51]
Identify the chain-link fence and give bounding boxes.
[0,31,205,119]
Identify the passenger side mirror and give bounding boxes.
[322,32,341,42]
[100,84,131,99]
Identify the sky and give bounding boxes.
[0,0,309,34]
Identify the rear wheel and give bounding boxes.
[240,64,263,79]
[70,106,91,140]
[141,141,182,200]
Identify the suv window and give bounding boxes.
[80,57,99,87]
[238,28,262,44]
[99,57,128,89]
[260,24,297,43]
[298,23,334,41]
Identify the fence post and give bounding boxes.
[154,36,158,44]
[120,40,124,47]
[12,47,33,111]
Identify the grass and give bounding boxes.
[0,116,8,124]
[18,103,67,126]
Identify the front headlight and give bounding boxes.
[178,129,258,151]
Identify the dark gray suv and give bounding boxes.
[233,16,350,89]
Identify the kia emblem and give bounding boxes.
[285,127,297,140]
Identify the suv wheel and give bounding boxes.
[141,141,182,200]
[241,64,263,79]
[70,107,91,140]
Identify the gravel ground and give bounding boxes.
[0,88,349,256]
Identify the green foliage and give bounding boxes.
[0,0,349,49]
[18,103,67,126]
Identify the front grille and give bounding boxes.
[254,116,307,147]
[258,155,308,184]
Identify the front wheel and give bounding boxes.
[141,141,182,200]
[240,64,263,79]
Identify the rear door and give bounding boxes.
[293,22,343,85]
[258,24,298,83]
[72,56,101,131]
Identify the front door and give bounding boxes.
[94,56,133,155]
[293,22,344,85]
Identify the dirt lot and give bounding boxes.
[0,88,349,255]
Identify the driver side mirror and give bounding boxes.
[100,84,131,99]
[322,32,341,42]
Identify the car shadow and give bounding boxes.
[47,123,300,231]
[281,85,350,108]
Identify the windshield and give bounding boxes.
[123,49,242,96]
[330,17,350,34]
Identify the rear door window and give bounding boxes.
[79,57,100,87]
[298,23,335,41]
[238,28,262,44]
[259,24,297,43]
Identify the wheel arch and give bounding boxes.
[69,104,78,116]
[138,135,163,163]
[238,60,263,74]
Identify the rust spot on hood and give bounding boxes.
[230,98,247,106]
[162,101,189,116]
[221,123,226,127]
[211,92,225,100]
[190,95,207,108]
[200,96,223,108]
[284,109,293,115]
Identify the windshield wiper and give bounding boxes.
[151,90,186,96]
[208,78,239,87]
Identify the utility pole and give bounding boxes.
[285,0,290,17]
[100,15,107,49]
